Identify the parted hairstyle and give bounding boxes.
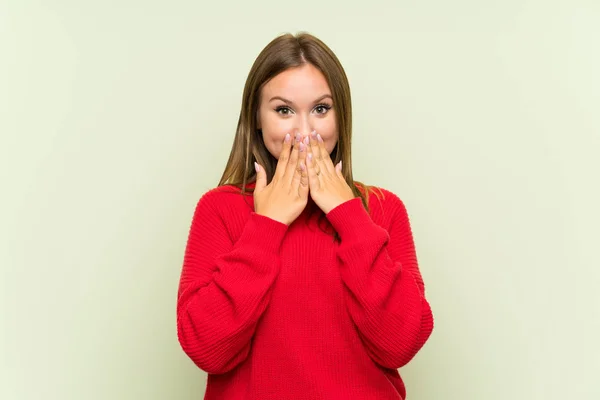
[217,32,383,242]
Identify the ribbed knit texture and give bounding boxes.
[176,183,434,400]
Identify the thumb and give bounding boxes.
[335,160,343,177]
[254,162,266,192]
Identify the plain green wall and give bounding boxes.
[1,0,599,399]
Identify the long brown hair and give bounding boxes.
[217,32,383,242]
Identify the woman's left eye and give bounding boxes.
[315,104,331,114]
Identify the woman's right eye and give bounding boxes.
[275,106,292,115]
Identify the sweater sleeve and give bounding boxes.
[176,191,288,374]
[325,193,434,369]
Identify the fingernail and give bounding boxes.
[317,133,323,142]
[303,136,309,145]
[295,132,301,142]
[308,153,313,161]
[284,133,291,143]
[299,142,305,152]
[254,162,260,172]
[311,130,317,139]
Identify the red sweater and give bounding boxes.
[176,183,434,399]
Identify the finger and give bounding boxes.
[297,161,309,199]
[306,151,321,190]
[273,132,293,181]
[297,136,310,187]
[307,136,321,175]
[334,161,346,183]
[283,132,302,184]
[293,140,309,198]
[316,132,335,175]
[335,160,343,177]
[308,131,330,177]
[288,136,307,187]
[254,161,266,193]
[308,130,322,168]
[309,131,321,161]
[300,135,309,167]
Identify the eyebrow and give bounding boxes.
[269,94,333,105]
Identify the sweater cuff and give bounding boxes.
[236,212,289,254]
[326,197,376,240]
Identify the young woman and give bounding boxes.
[176,32,434,400]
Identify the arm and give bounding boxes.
[325,193,434,369]
[176,191,288,374]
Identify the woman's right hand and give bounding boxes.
[254,132,309,226]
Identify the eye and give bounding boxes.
[274,104,332,116]
[314,103,332,115]
[275,106,293,115]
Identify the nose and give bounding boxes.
[296,117,313,139]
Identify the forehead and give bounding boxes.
[262,63,331,99]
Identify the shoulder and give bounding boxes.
[355,183,410,226]
[356,183,407,212]
[192,184,254,218]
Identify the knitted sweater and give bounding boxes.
[176,182,434,399]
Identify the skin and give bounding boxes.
[256,63,339,158]
[254,63,355,215]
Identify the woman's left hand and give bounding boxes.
[304,130,356,214]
